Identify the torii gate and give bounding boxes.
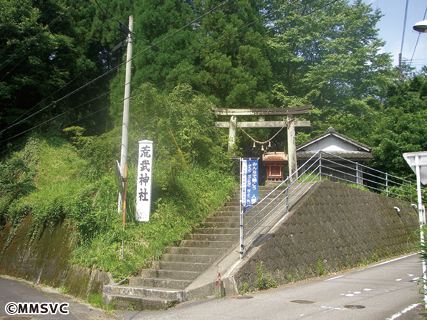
[214,105,311,180]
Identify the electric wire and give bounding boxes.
[399,0,410,67]
[2,0,282,138]
[0,0,338,148]
[0,0,234,137]
[1,50,120,134]
[409,5,427,67]
[1,0,127,130]
[150,0,339,90]
[0,1,58,54]
[2,91,111,144]
[0,0,83,80]
[0,0,80,73]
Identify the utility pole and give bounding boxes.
[118,15,133,213]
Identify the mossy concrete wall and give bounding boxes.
[233,181,419,291]
[0,216,113,299]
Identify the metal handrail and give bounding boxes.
[239,151,413,258]
[319,157,412,197]
[317,151,412,185]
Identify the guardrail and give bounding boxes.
[239,151,413,258]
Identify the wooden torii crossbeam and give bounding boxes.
[214,105,312,180]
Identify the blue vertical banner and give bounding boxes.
[241,158,259,212]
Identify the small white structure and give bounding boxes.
[296,127,373,183]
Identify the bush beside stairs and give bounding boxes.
[102,184,285,311]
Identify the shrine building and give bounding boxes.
[296,127,373,184]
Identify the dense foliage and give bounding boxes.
[0,85,237,278]
[0,0,426,278]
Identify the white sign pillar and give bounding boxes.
[403,151,427,308]
[136,140,153,222]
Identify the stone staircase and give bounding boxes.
[102,183,307,310]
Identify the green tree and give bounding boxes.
[0,0,130,149]
[267,0,392,136]
[369,72,427,177]
[109,0,275,125]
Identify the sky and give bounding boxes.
[358,0,427,71]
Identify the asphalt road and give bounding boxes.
[0,276,113,320]
[116,253,427,320]
[1,254,427,320]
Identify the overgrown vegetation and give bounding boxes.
[256,262,277,291]
[0,0,426,287]
[0,85,237,279]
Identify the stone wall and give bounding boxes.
[233,181,419,291]
[0,216,113,299]
[0,181,420,298]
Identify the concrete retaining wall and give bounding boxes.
[0,216,113,299]
[0,181,420,300]
[232,181,419,292]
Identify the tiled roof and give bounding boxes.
[297,151,373,161]
[296,127,372,153]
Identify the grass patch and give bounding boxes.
[88,293,104,308]
[0,86,242,281]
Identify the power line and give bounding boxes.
[0,0,233,138]
[399,0,410,69]
[1,91,111,145]
[0,1,58,53]
[105,0,339,121]
[409,5,427,67]
[0,0,83,81]
[148,0,339,89]
[2,77,78,133]
[1,0,130,130]
[1,0,339,148]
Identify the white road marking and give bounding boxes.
[325,275,344,282]
[321,306,344,311]
[386,303,420,320]
[361,253,418,270]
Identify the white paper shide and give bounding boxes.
[136,140,153,222]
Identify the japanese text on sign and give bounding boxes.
[241,159,258,212]
[136,140,153,221]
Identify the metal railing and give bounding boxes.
[239,150,413,258]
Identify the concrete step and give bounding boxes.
[137,269,201,281]
[152,261,211,272]
[193,227,238,235]
[216,206,239,212]
[167,246,228,256]
[103,284,187,301]
[179,240,235,248]
[101,183,313,311]
[189,233,238,242]
[103,292,177,311]
[212,211,239,218]
[204,216,239,223]
[201,221,240,228]
[161,253,218,264]
[129,277,192,290]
